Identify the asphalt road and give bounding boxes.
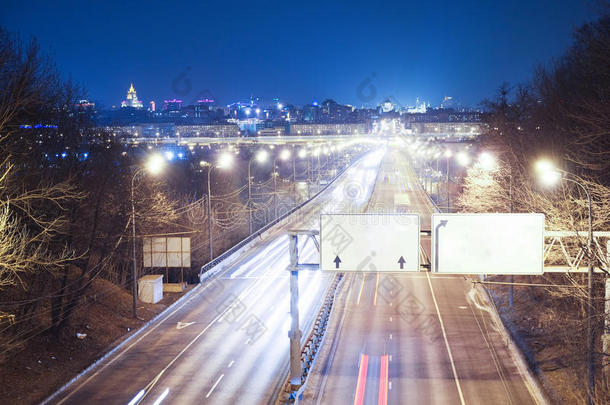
[48,150,385,405]
[48,147,540,405]
[302,149,540,405]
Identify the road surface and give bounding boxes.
[48,150,385,405]
[302,149,540,405]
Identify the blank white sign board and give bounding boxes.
[431,213,544,274]
[320,214,420,271]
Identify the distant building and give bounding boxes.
[319,99,354,122]
[175,124,240,138]
[403,108,481,123]
[406,98,428,114]
[257,127,286,136]
[302,103,320,122]
[121,84,144,109]
[290,123,368,136]
[100,123,240,139]
[405,122,484,138]
[164,99,182,116]
[195,98,214,116]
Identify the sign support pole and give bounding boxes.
[288,232,302,389]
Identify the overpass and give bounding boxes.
[121,130,481,148]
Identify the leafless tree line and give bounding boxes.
[457,14,610,403]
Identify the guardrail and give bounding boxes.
[275,274,344,404]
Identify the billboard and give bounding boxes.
[431,213,544,274]
[143,237,191,268]
[320,214,420,271]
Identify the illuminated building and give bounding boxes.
[164,99,182,115]
[121,83,144,109]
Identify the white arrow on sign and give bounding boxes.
[176,321,196,330]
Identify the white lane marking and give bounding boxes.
[389,381,392,390]
[389,333,393,340]
[126,389,145,405]
[205,374,224,398]
[458,306,467,310]
[426,273,466,405]
[152,388,169,405]
[357,274,366,305]
[389,316,393,322]
[176,321,195,329]
[136,261,281,399]
[389,355,392,362]
[227,360,234,368]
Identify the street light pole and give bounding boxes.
[273,157,278,220]
[445,149,452,212]
[292,146,296,183]
[207,166,214,260]
[130,170,139,319]
[202,153,233,260]
[248,159,253,235]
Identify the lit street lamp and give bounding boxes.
[535,159,595,405]
[478,151,496,171]
[131,153,165,319]
[456,151,471,167]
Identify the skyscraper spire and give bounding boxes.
[121,83,143,109]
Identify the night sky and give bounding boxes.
[1,0,598,109]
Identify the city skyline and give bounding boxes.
[0,0,599,109]
[111,82,446,111]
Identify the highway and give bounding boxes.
[47,150,385,405]
[47,147,541,405]
[302,149,540,405]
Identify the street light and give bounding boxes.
[280,148,291,161]
[478,151,497,171]
[201,152,233,260]
[535,159,595,404]
[131,153,165,319]
[456,151,471,167]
